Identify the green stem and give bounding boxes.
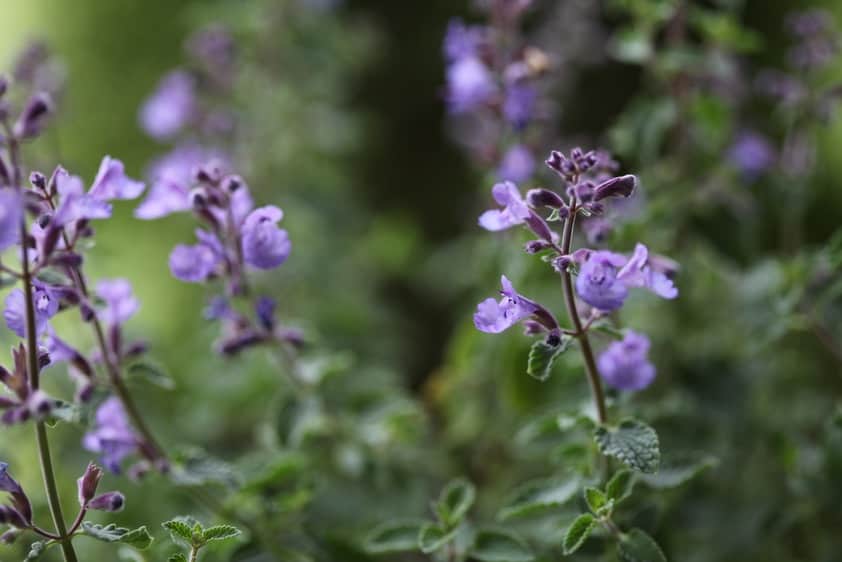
[559,204,607,425]
[189,545,200,562]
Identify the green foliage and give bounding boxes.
[606,469,637,504]
[526,336,572,381]
[618,529,667,562]
[584,487,609,513]
[594,419,661,474]
[497,476,580,520]
[363,520,426,554]
[470,529,534,562]
[167,554,188,562]
[562,514,597,555]
[434,478,476,528]
[418,523,456,554]
[81,523,153,550]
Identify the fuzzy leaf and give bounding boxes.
[162,519,194,544]
[618,529,667,562]
[25,541,47,560]
[606,469,636,503]
[202,525,241,543]
[363,520,426,554]
[418,523,456,554]
[527,336,571,381]
[584,487,607,513]
[639,454,717,489]
[594,419,660,474]
[81,522,153,550]
[498,477,580,520]
[435,478,475,527]
[470,529,533,562]
[563,514,596,555]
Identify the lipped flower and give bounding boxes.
[95,279,139,327]
[3,286,59,338]
[474,275,558,335]
[0,345,58,425]
[478,182,531,231]
[139,70,196,140]
[575,244,677,311]
[83,397,141,473]
[76,463,125,512]
[241,206,291,269]
[597,331,656,391]
[169,230,224,283]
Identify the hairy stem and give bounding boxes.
[559,204,607,424]
[189,545,200,562]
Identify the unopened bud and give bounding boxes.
[77,463,103,506]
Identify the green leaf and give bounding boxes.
[45,400,82,426]
[497,476,580,520]
[606,469,636,503]
[81,522,153,550]
[169,448,239,488]
[162,519,194,544]
[639,454,717,489]
[25,541,47,560]
[618,529,667,562]
[127,361,175,390]
[434,478,475,527]
[527,336,572,382]
[594,419,660,474]
[563,514,597,555]
[584,487,607,513]
[202,525,242,543]
[470,529,534,562]
[418,523,456,554]
[167,555,188,562]
[363,520,426,554]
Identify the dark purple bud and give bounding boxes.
[0,529,20,544]
[545,329,563,347]
[221,174,243,194]
[218,330,266,355]
[36,213,52,229]
[194,160,224,185]
[124,341,148,358]
[28,390,53,415]
[50,252,84,269]
[0,156,11,186]
[80,302,96,322]
[87,491,124,512]
[545,150,568,176]
[75,382,95,404]
[255,296,276,331]
[526,188,565,209]
[13,92,52,139]
[524,240,552,254]
[574,182,595,202]
[0,505,28,529]
[36,349,50,371]
[552,255,572,273]
[522,320,545,335]
[29,172,46,191]
[593,175,636,201]
[77,463,103,506]
[40,225,62,261]
[190,187,209,210]
[524,211,555,243]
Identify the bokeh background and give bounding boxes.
[1,0,841,560]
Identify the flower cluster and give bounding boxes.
[475,148,677,392]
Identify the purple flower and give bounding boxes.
[169,231,223,283]
[728,131,775,179]
[88,156,145,200]
[474,276,540,334]
[444,19,482,61]
[139,70,195,140]
[134,145,217,219]
[77,463,103,506]
[478,181,530,231]
[0,191,21,252]
[3,287,59,338]
[575,245,677,311]
[82,397,139,473]
[255,296,276,331]
[498,145,536,183]
[95,279,139,326]
[446,56,497,114]
[52,169,111,226]
[87,492,125,512]
[0,462,31,528]
[503,83,536,128]
[241,206,291,269]
[597,331,656,391]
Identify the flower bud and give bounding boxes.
[87,491,125,512]
[29,171,46,191]
[0,529,21,544]
[593,174,636,201]
[525,188,565,209]
[255,296,276,332]
[524,240,552,254]
[221,174,243,194]
[13,92,52,139]
[524,211,555,243]
[77,463,103,507]
[0,505,29,529]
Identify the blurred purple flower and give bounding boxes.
[169,230,223,283]
[241,206,291,269]
[0,191,21,252]
[478,181,530,231]
[728,131,775,178]
[95,279,139,326]
[139,70,195,140]
[88,156,145,200]
[444,19,483,61]
[82,397,139,473]
[3,287,59,337]
[497,145,535,183]
[0,462,31,528]
[503,83,536,128]
[446,57,497,114]
[597,331,656,391]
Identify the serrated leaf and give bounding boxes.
[594,419,660,474]
[203,525,241,543]
[639,454,717,489]
[162,519,194,543]
[167,554,188,562]
[606,469,636,503]
[527,336,571,381]
[584,487,607,513]
[471,529,533,562]
[127,362,175,390]
[563,514,596,555]
[419,523,457,554]
[170,448,239,488]
[81,522,153,550]
[618,529,667,562]
[498,477,580,520]
[363,520,426,554]
[434,478,475,527]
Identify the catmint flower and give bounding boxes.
[83,397,140,473]
[728,131,775,179]
[87,492,125,512]
[77,462,103,506]
[593,174,637,201]
[597,331,656,391]
[444,19,482,61]
[498,145,536,183]
[478,181,530,231]
[87,156,145,200]
[139,70,195,140]
[616,244,679,299]
[502,83,536,129]
[95,279,139,326]
[241,206,291,269]
[169,232,222,283]
[445,56,497,114]
[0,190,21,252]
[3,287,59,337]
[0,462,31,528]
[474,275,557,334]
[13,92,52,139]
